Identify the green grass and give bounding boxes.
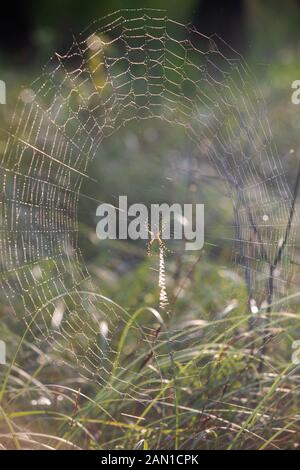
[0,253,299,450]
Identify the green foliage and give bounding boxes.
[1,0,300,450]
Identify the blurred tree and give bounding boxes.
[0,0,33,63]
[193,0,247,51]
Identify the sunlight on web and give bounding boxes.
[0,9,299,395]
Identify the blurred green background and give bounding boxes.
[0,0,300,450]
[1,0,300,367]
[1,0,300,381]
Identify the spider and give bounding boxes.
[146,222,172,257]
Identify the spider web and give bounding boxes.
[0,9,299,395]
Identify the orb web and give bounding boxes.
[0,9,299,397]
